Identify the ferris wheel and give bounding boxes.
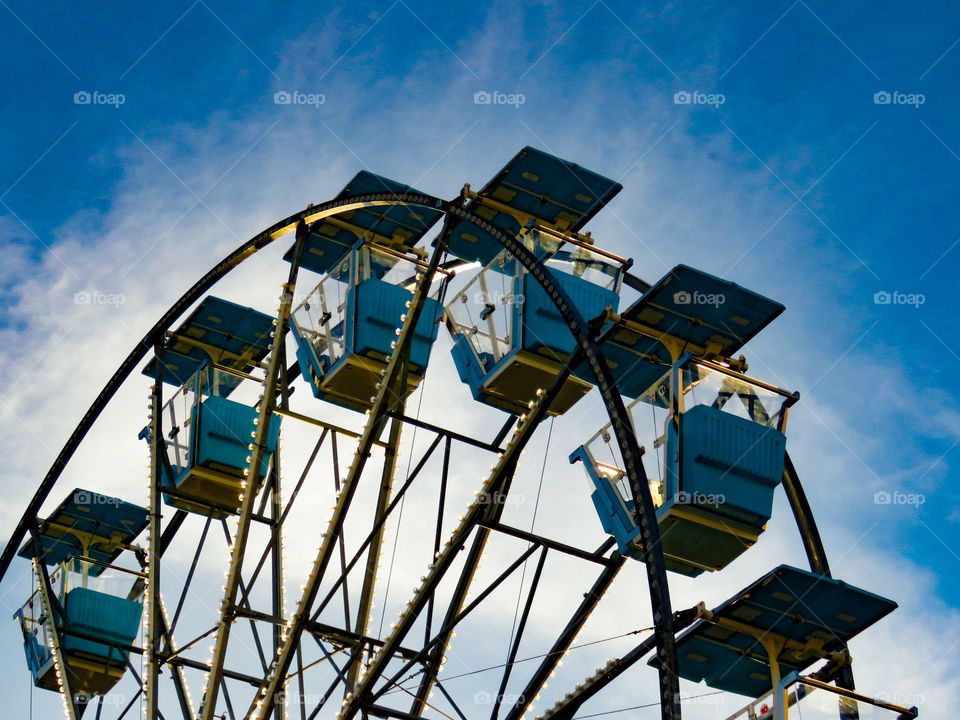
[0,147,920,720]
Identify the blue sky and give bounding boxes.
[1,1,958,718]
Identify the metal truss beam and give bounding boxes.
[503,556,625,720]
[247,215,454,720]
[199,221,311,720]
[342,342,583,719]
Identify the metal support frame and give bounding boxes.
[408,489,505,711]
[269,448,285,720]
[346,414,405,693]
[504,556,625,720]
[0,186,868,720]
[446,205,681,720]
[199,220,310,720]
[490,546,547,720]
[30,527,80,720]
[247,214,454,720]
[539,605,701,720]
[339,344,580,718]
[146,343,164,718]
[368,542,545,707]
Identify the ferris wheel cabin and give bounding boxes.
[572,265,798,576]
[14,489,146,698]
[288,171,446,411]
[444,147,627,415]
[648,564,904,718]
[140,296,282,518]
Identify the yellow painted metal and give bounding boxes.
[249,232,446,720]
[665,506,764,542]
[33,560,80,720]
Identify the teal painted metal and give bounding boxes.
[589,265,785,398]
[448,333,494,404]
[664,405,786,527]
[349,278,440,367]
[16,490,147,571]
[14,557,145,693]
[573,351,795,576]
[446,147,622,264]
[291,239,443,411]
[141,296,274,398]
[570,446,638,550]
[189,395,281,480]
[141,355,283,515]
[283,171,442,275]
[14,605,52,678]
[292,281,442,408]
[516,269,619,356]
[449,266,618,412]
[649,565,897,698]
[60,587,142,664]
[134,293,285,515]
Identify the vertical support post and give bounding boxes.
[346,414,405,693]
[248,218,452,720]
[502,556,624,720]
[410,520,496,713]
[270,450,285,720]
[774,674,789,720]
[157,603,197,720]
[146,342,165,719]
[490,546,547,720]
[30,525,79,720]
[423,436,451,645]
[331,431,353,629]
[199,220,309,720]
[343,358,585,720]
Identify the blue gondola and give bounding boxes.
[141,296,282,517]
[15,490,147,697]
[283,170,443,276]
[572,264,787,397]
[445,146,623,265]
[291,239,444,411]
[446,235,623,415]
[648,564,897,697]
[285,171,446,411]
[443,147,627,416]
[572,267,798,575]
